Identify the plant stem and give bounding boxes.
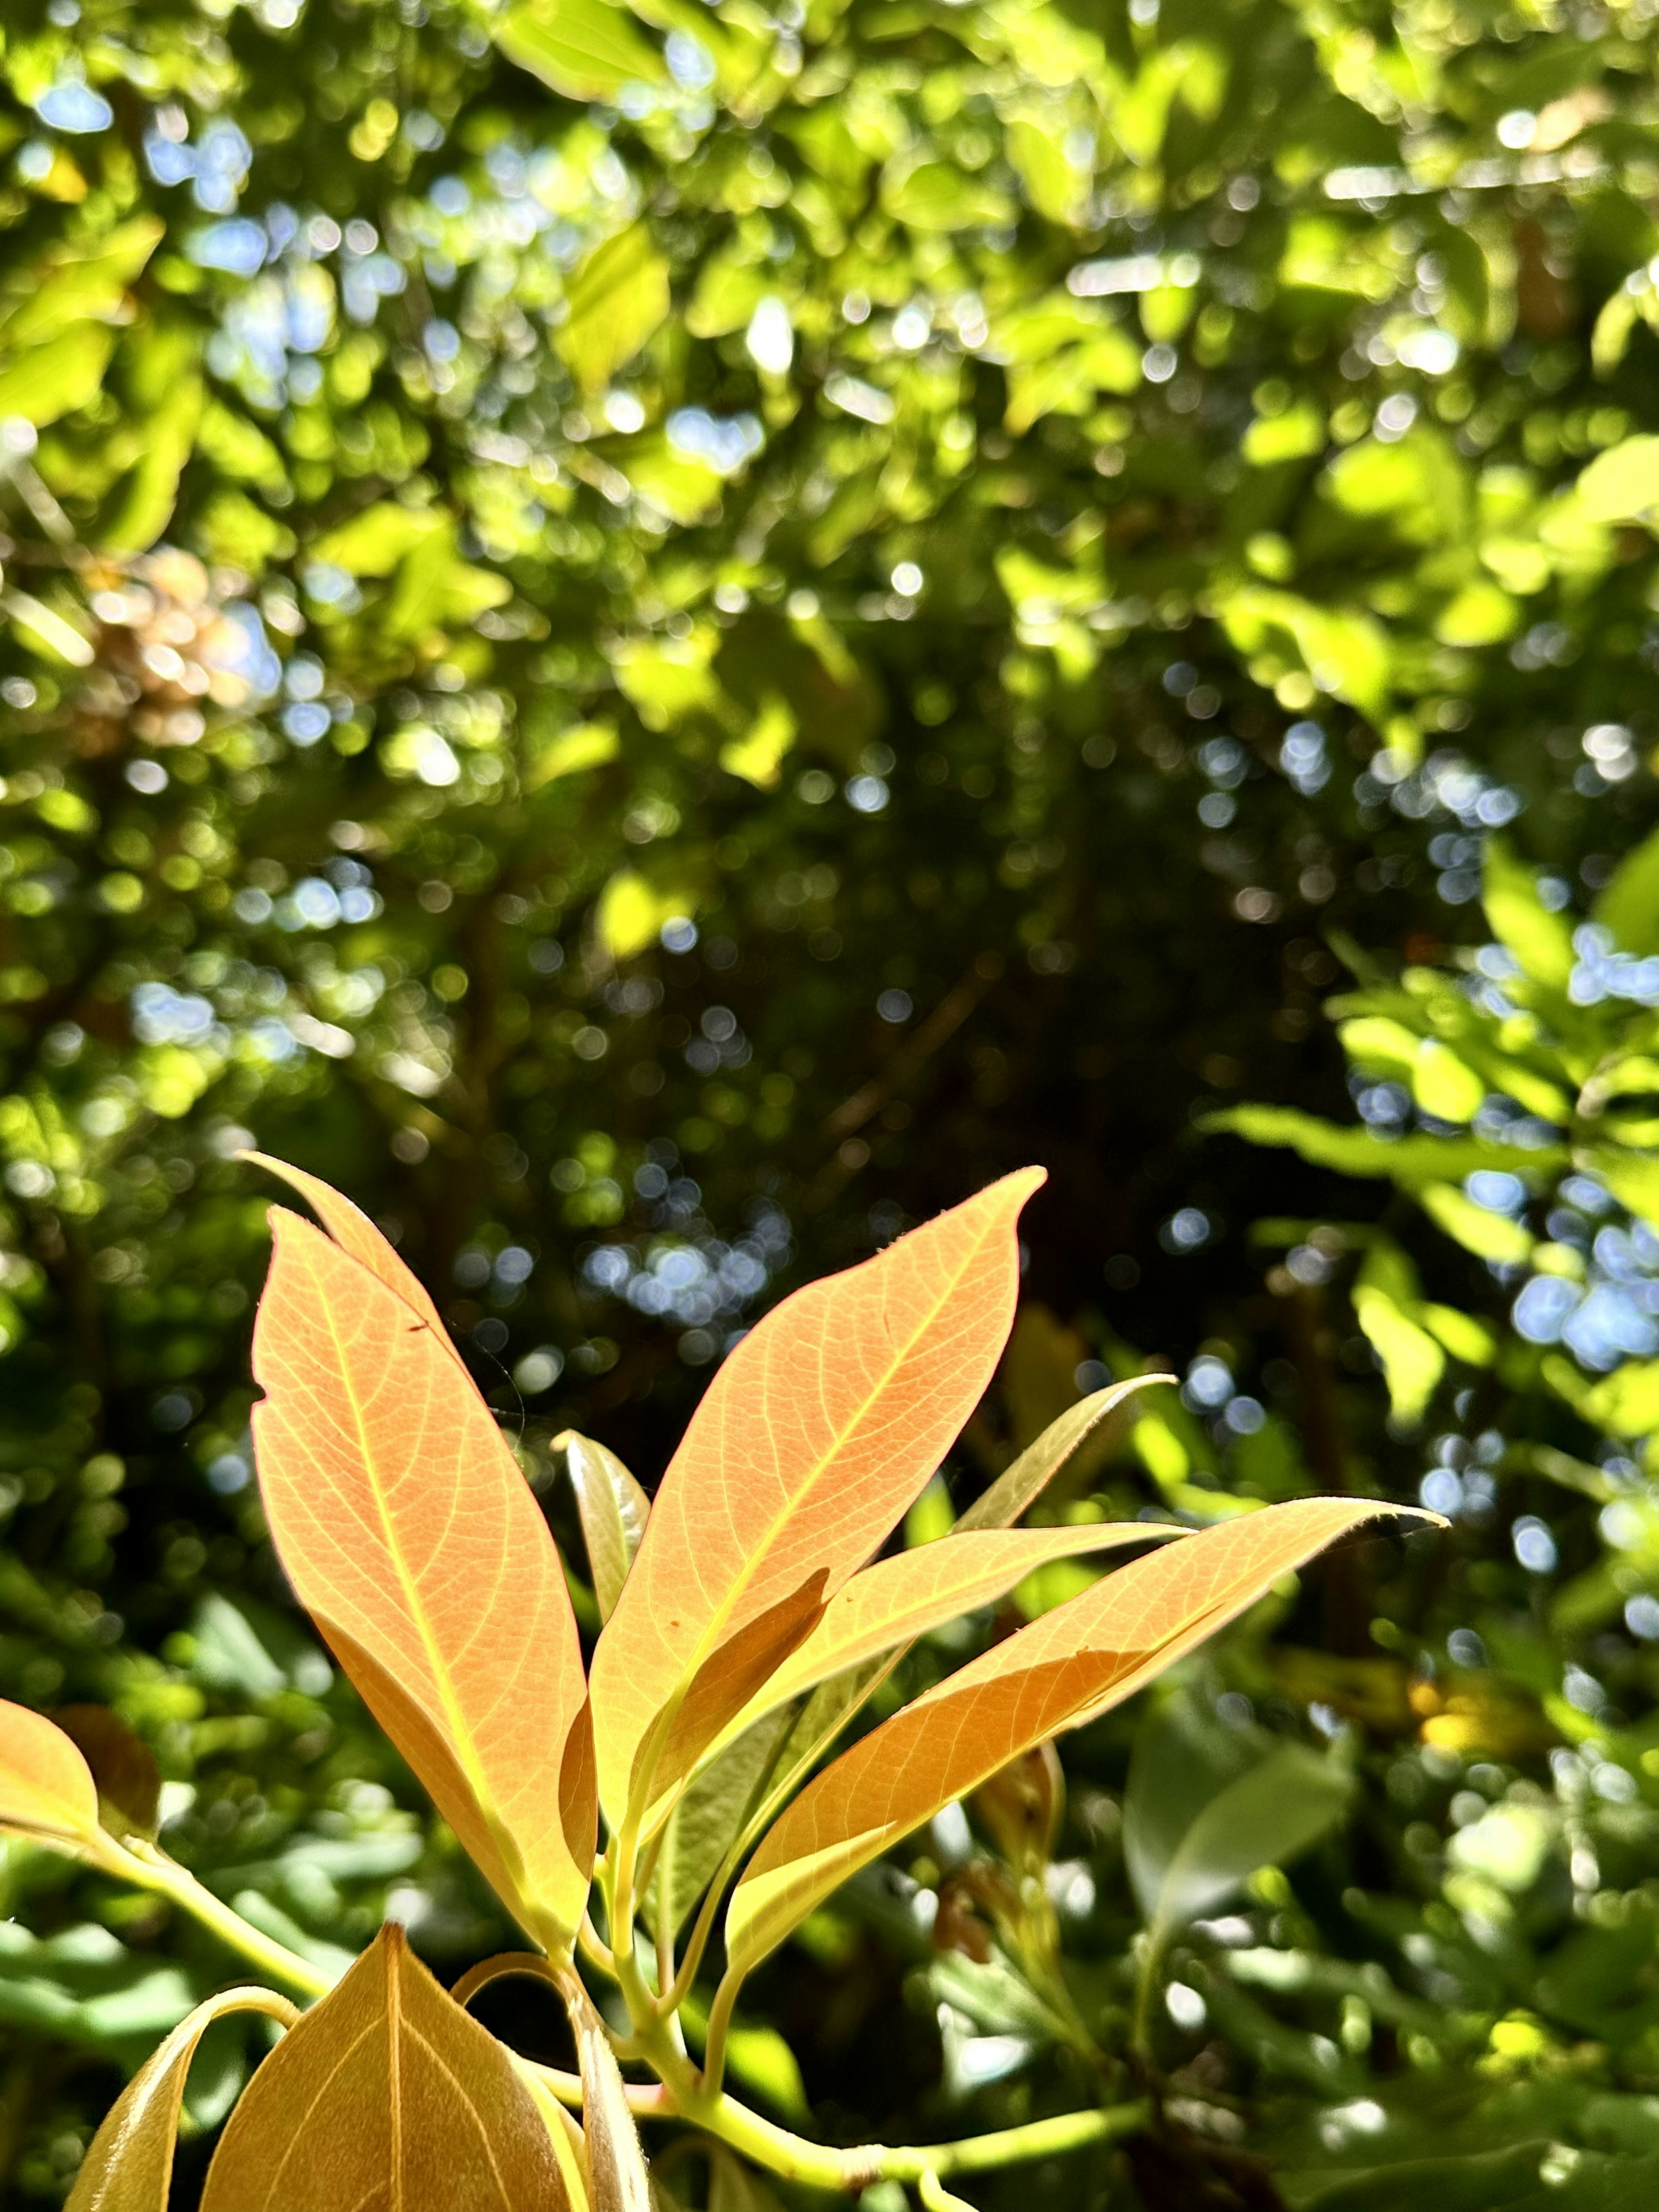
[524,2061,1148,2195]
[95,1837,334,2002]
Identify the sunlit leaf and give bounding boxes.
[1594,823,1659,958]
[955,1374,1176,1531]
[251,1202,593,1949]
[589,1170,1044,1830]
[725,1499,1427,1976]
[67,1986,296,2212]
[0,1697,99,1844]
[200,1927,569,2212]
[558,225,671,394]
[721,1520,1185,1733]
[497,0,666,105]
[1484,836,1575,988]
[560,1429,651,1624]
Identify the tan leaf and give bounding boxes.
[67,1988,296,2212]
[251,1207,594,1950]
[589,1171,1045,1832]
[725,1498,1431,1977]
[200,1927,569,2212]
[0,1697,99,1843]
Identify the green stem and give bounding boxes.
[526,2062,1146,2195]
[95,1837,334,2002]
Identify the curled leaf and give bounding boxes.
[68,1987,296,2212]
[560,1430,651,1624]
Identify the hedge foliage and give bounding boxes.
[8,0,1659,2203]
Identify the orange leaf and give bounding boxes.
[243,1151,456,1359]
[725,1497,1430,1977]
[0,1697,99,1843]
[251,1207,594,1951]
[200,1926,569,2212]
[588,1170,1044,1830]
[716,1521,1185,1742]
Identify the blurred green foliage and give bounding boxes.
[9,0,1659,2202]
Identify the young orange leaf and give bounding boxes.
[200,1926,569,2212]
[718,1521,1185,1738]
[589,1170,1045,1828]
[251,1208,594,1951]
[0,1698,100,1843]
[724,1497,1429,1978]
[243,1151,455,1356]
[561,1430,652,1624]
[67,1987,297,2212]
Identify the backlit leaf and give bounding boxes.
[497,0,666,105]
[557,225,671,394]
[588,1170,1044,1830]
[724,1499,1427,1977]
[200,1927,569,2212]
[560,1430,651,1624]
[1594,823,1659,957]
[646,1707,796,1936]
[0,1698,99,1843]
[244,1152,453,1351]
[67,1986,296,2212]
[954,1375,1174,1531]
[251,1207,594,1950]
[721,1521,1186,1734]
[1484,836,1575,988]
[556,1967,652,2212]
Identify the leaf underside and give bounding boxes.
[200,1926,569,2212]
[589,1169,1045,1831]
[725,1497,1426,1975]
[251,1207,593,1947]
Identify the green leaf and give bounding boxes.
[1577,435,1659,524]
[880,157,1015,232]
[497,0,666,104]
[1594,824,1659,957]
[560,1430,650,1624]
[310,502,446,577]
[954,1375,1174,1532]
[0,324,115,427]
[1352,1249,1444,1425]
[1124,1692,1353,1952]
[1211,1106,1566,1186]
[1484,837,1575,988]
[558,226,671,394]
[646,1706,795,1937]
[1420,1182,1535,1265]
[0,218,164,350]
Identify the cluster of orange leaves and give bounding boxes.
[0,1157,1420,2206]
